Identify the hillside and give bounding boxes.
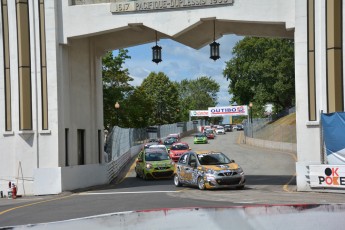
[254,113,296,143]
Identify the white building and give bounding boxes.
[0,0,343,195]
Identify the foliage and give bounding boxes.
[119,87,154,128]
[176,76,220,122]
[223,37,295,116]
[139,72,180,125]
[102,49,132,130]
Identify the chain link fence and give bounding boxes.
[104,121,199,182]
[245,122,296,143]
[244,109,296,144]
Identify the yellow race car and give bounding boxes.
[173,150,245,190]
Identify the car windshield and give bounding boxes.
[205,130,213,134]
[145,151,170,161]
[171,144,188,150]
[149,146,167,151]
[195,134,205,138]
[197,152,231,165]
[164,138,176,144]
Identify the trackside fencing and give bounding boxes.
[244,118,296,143]
[104,121,199,182]
[243,114,297,153]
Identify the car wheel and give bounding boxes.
[142,171,147,180]
[174,174,182,187]
[197,177,206,190]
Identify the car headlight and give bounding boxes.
[146,163,152,169]
[236,167,243,174]
[206,169,215,174]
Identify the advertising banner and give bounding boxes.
[321,112,345,164]
[189,110,209,117]
[208,106,248,117]
[309,165,345,188]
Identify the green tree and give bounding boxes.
[140,72,180,125]
[102,49,132,130]
[176,76,220,122]
[223,37,295,116]
[119,87,154,128]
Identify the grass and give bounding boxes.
[254,113,296,143]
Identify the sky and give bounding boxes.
[121,34,243,107]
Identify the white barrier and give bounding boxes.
[8,204,345,230]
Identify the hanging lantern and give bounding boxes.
[209,20,220,61]
[152,45,162,64]
[210,41,220,61]
[152,31,162,64]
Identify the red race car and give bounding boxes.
[169,142,190,162]
[204,129,215,139]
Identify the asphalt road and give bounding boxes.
[0,131,344,228]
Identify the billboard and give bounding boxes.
[189,110,209,117]
[310,165,345,188]
[208,106,248,117]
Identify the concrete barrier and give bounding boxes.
[7,204,345,230]
[244,136,297,153]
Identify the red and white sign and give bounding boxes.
[310,165,345,188]
[189,110,209,117]
[208,106,248,117]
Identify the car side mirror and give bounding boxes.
[137,158,143,163]
[230,160,235,163]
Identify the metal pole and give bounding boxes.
[251,108,253,138]
[116,110,119,126]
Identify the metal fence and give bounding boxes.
[245,122,296,143]
[244,110,296,144]
[104,121,199,182]
[105,121,200,162]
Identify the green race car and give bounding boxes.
[194,133,208,144]
[135,148,174,180]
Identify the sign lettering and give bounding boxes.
[310,165,345,188]
[208,106,248,117]
[110,0,233,13]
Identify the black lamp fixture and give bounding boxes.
[210,20,220,61]
[152,31,162,64]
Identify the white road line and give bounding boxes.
[79,191,179,195]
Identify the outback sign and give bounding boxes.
[110,0,234,13]
[208,106,248,117]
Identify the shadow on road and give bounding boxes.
[73,174,296,193]
[246,175,296,185]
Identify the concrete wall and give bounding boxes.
[245,137,297,153]
[33,164,108,195]
[9,205,345,229]
[60,0,295,50]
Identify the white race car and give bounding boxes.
[215,127,225,134]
